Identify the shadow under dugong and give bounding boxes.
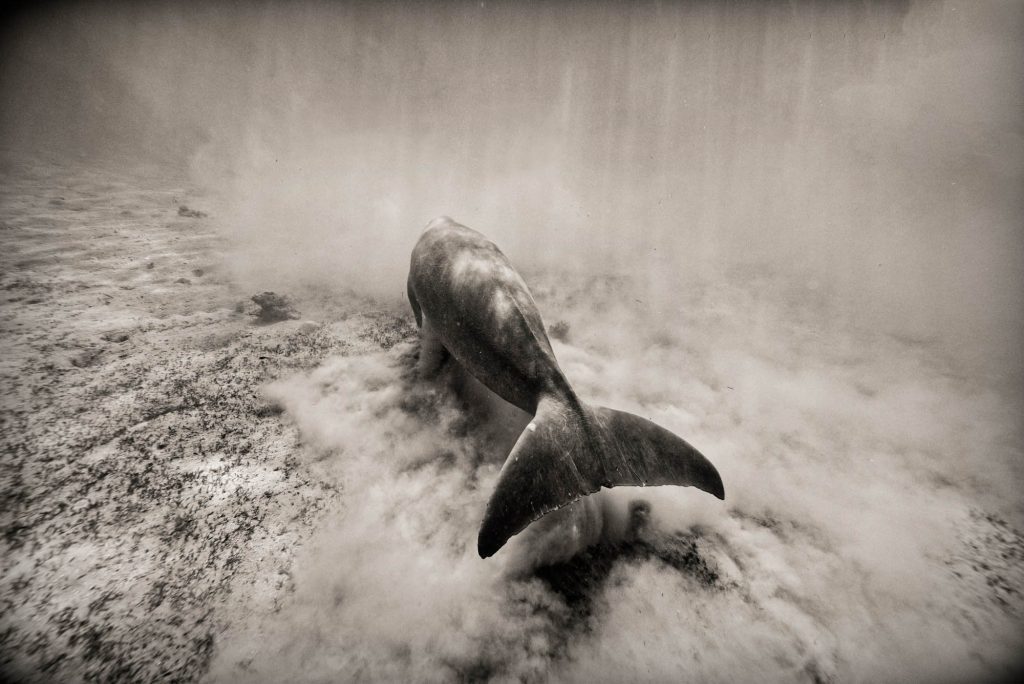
[407,217,725,558]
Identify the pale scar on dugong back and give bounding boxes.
[406,217,725,558]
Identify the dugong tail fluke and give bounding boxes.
[477,395,724,558]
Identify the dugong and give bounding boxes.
[407,217,724,558]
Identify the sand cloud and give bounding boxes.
[208,273,1022,682]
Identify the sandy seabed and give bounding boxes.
[0,159,393,681]
[1,160,1022,683]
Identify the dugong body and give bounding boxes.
[407,217,724,558]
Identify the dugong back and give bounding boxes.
[408,219,563,411]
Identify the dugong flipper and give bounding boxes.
[407,217,724,558]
